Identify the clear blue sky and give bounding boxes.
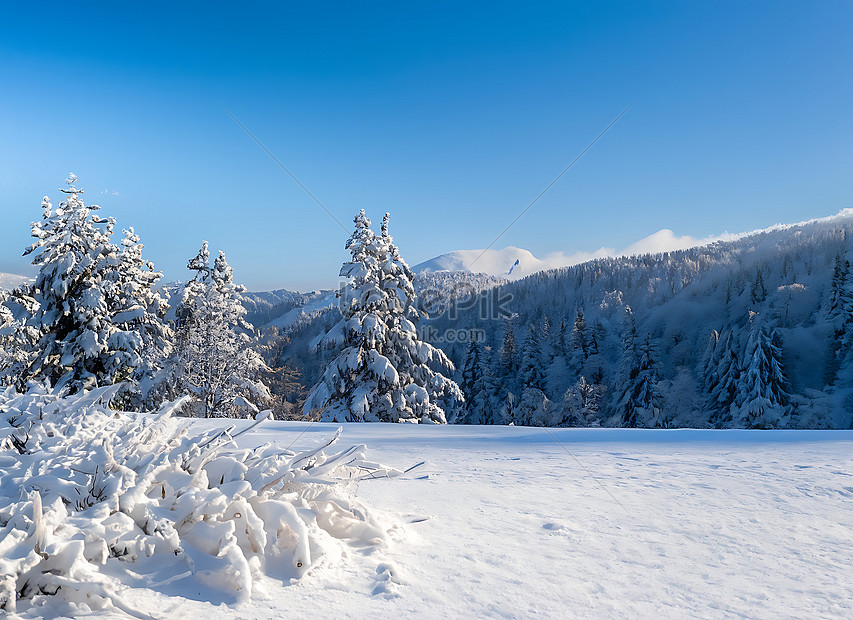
[2,1,851,290]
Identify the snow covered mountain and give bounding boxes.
[0,272,32,291]
[413,247,542,279]
[241,288,337,328]
[425,209,853,429]
[411,213,853,281]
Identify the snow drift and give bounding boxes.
[0,385,403,616]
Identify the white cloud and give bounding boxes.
[539,247,615,270]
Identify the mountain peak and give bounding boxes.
[412,247,542,279]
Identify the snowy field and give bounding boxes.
[45,421,852,620]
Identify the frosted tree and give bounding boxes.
[750,270,767,304]
[497,319,517,380]
[572,309,589,363]
[304,211,461,423]
[374,212,462,421]
[614,334,665,427]
[707,329,741,427]
[102,227,173,406]
[515,321,552,425]
[458,340,489,424]
[611,307,639,420]
[0,289,40,386]
[698,329,721,415]
[825,255,852,387]
[519,322,544,391]
[158,242,269,417]
[18,175,157,394]
[559,376,604,427]
[734,314,792,428]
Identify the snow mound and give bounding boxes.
[0,386,403,616]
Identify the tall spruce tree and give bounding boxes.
[734,314,792,428]
[303,211,461,423]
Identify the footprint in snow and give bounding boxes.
[372,561,407,598]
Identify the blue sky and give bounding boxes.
[1,1,851,290]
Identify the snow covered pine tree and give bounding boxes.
[303,210,462,423]
[14,175,168,397]
[156,242,270,417]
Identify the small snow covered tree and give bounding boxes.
[303,211,461,423]
[0,288,40,387]
[559,375,604,427]
[102,227,173,407]
[158,242,269,417]
[734,314,792,428]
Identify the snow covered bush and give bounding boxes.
[0,386,403,615]
[304,211,462,423]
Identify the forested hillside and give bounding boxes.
[431,212,853,429]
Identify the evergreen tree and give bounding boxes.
[497,319,517,379]
[303,211,461,423]
[611,307,639,418]
[519,322,544,391]
[708,329,741,427]
[104,227,173,407]
[750,270,767,304]
[826,255,847,319]
[515,322,552,425]
[734,315,792,428]
[375,212,462,421]
[825,256,852,387]
[614,334,664,427]
[559,376,603,427]
[698,329,720,413]
[572,309,589,360]
[458,340,489,424]
[18,175,160,394]
[158,242,270,417]
[0,289,40,387]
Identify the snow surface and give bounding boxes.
[44,420,853,619]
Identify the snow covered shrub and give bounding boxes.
[0,386,403,615]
